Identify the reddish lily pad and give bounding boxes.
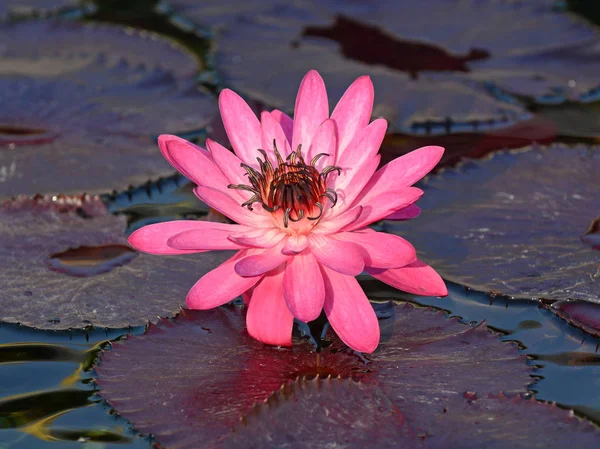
[380,116,556,168]
[550,301,600,337]
[212,9,526,134]
[582,217,600,251]
[0,195,230,329]
[96,302,538,449]
[0,21,216,197]
[384,144,600,303]
[167,0,600,133]
[227,381,600,449]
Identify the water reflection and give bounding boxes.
[0,324,148,448]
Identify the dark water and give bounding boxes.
[2,0,600,447]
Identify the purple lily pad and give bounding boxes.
[0,0,85,19]
[550,301,600,337]
[0,195,230,329]
[227,381,600,449]
[166,0,600,133]
[380,115,556,168]
[582,217,600,250]
[0,21,216,197]
[383,144,600,303]
[96,302,539,448]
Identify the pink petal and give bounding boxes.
[228,227,286,248]
[367,260,448,297]
[218,89,262,164]
[331,75,374,158]
[333,153,381,217]
[306,119,337,171]
[329,154,380,218]
[187,251,263,309]
[281,234,309,255]
[315,206,363,234]
[308,233,365,276]
[158,135,229,190]
[128,220,226,255]
[261,111,292,160]
[194,186,270,227]
[344,187,424,232]
[158,134,208,168]
[167,226,247,251]
[359,146,445,205]
[336,118,387,168]
[235,243,290,277]
[335,229,416,269]
[291,70,329,153]
[385,204,421,221]
[246,267,293,347]
[205,138,247,187]
[270,109,293,144]
[283,251,325,322]
[322,265,380,353]
[332,119,386,210]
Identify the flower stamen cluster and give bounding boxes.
[228,140,340,228]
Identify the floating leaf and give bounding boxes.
[0,195,230,329]
[225,378,414,449]
[582,217,600,251]
[212,9,526,134]
[380,116,556,167]
[419,393,600,449]
[550,301,600,337]
[165,0,600,133]
[0,21,216,197]
[384,144,600,303]
[96,302,536,449]
[226,381,600,449]
[101,173,211,234]
[0,0,86,19]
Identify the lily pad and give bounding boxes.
[96,302,538,448]
[380,116,556,167]
[211,7,526,134]
[167,0,600,133]
[550,301,600,337]
[0,0,87,19]
[0,21,216,197]
[227,382,600,449]
[101,173,209,230]
[582,217,600,251]
[0,195,230,329]
[383,144,600,303]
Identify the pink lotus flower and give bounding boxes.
[128,70,447,353]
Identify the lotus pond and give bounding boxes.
[1,1,600,448]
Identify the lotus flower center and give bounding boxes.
[228,140,340,228]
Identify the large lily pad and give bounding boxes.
[227,382,600,449]
[380,116,556,167]
[211,6,526,134]
[0,21,216,197]
[164,0,600,133]
[0,195,230,329]
[384,144,600,303]
[550,300,600,337]
[95,302,547,448]
[0,0,86,19]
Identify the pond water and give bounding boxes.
[1,0,600,448]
